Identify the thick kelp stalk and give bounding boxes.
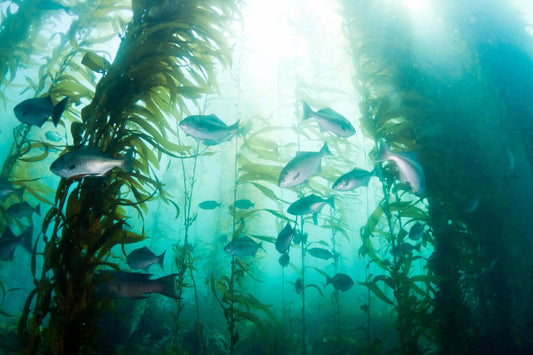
[342,0,533,353]
[19,0,236,353]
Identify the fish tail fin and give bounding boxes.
[51,97,69,126]
[121,149,134,173]
[156,273,181,299]
[229,120,240,133]
[302,101,313,120]
[327,195,335,210]
[158,250,166,270]
[326,276,332,285]
[375,141,392,162]
[15,186,25,201]
[320,141,332,156]
[34,204,41,216]
[20,226,33,253]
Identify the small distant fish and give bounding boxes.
[275,222,295,254]
[292,231,307,245]
[45,130,63,142]
[0,178,24,201]
[199,200,221,210]
[127,246,165,271]
[95,270,180,299]
[302,101,355,137]
[0,227,33,261]
[279,252,290,267]
[287,194,334,225]
[6,202,40,219]
[278,142,332,188]
[224,236,263,257]
[307,247,335,260]
[234,199,254,209]
[50,148,133,178]
[14,96,68,127]
[408,222,424,241]
[375,142,425,196]
[390,242,421,257]
[326,273,354,291]
[295,277,303,294]
[332,167,375,191]
[179,114,239,145]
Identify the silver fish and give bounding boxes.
[13,96,68,127]
[6,202,40,219]
[326,273,354,291]
[302,101,355,137]
[95,270,180,299]
[275,222,295,254]
[307,247,335,260]
[0,226,33,261]
[287,194,334,224]
[50,148,133,178]
[179,114,239,145]
[332,167,374,191]
[224,236,263,257]
[199,200,221,210]
[0,178,24,202]
[408,222,424,241]
[278,142,332,188]
[375,142,425,196]
[127,246,165,271]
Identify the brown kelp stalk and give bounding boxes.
[299,217,307,354]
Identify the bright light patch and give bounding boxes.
[403,0,432,16]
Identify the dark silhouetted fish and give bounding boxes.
[275,222,295,254]
[295,277,303,294]
[0,178,24,202]
[224,236,263,257]
[287,194,334,224]
[278,142,332,188]
[408,222,424,241]
[0,227,33,261]
[95,270,180,299]
[302,101,355,137]
[50,148,133,178]
[390,242,421,257]
[14,96,68,127]
[279,252,290,267]
[332,167,375,191]
[375,142,425,196]
[234,199,254,209]
[307,247,335,260]
[326,273,354,291]
[6,202,40,219]
[199,200,221,210]
[127,246,165,271]
[179,114,239,145]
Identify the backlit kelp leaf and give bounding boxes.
[359,281,395,306]
[233,219,245,239]
[247,182,287,204]
[238,172,279,183]
[248,234,276,244]
[81,51,111,73]
[0,308,12,317]
[18,146,49,163]
[305,283,324,297]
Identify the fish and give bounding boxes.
[0,178,24,202]
[292,231,307,245]
[326,273,354,291]
[127,246,165,271]
[45,130,63,142]
[408,222,424,241]
[375,142,425,196]
[179,114,239,145]
[234,199,254,209]
[0,226,33,261]
[278,142,332,188]
[95,270,180,299]
[6,202,40,219]
[279,252,290,267]
[287,194,335,225]
[307,247,335,260]
[199,200,221,210]
[275,222,295,254]
[390,242,421,257]
[13,96,68,127]
[295,277,303,294]
[302,101,355,137]
[223,236,263,257]
[332,167,375,191]
[50,148,133,178]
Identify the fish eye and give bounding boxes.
[68,164,76,170]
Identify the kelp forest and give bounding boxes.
[0,0,532,354]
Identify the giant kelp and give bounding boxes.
[18,0,236,353]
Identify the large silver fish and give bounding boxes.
[179,114,239,145]
[332,167,375,191]
[287,194,335,225]
[0,226,33,261]
[50,148,133,178]
[13,96,68,127]
[375,142,425,196]
[302,101,355,137]
[0,178,24,202]
[224,236,263,257]
[275,222,295,254]
[127,246,165,271]
[278,142,332,188]
[95,270,180,299]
